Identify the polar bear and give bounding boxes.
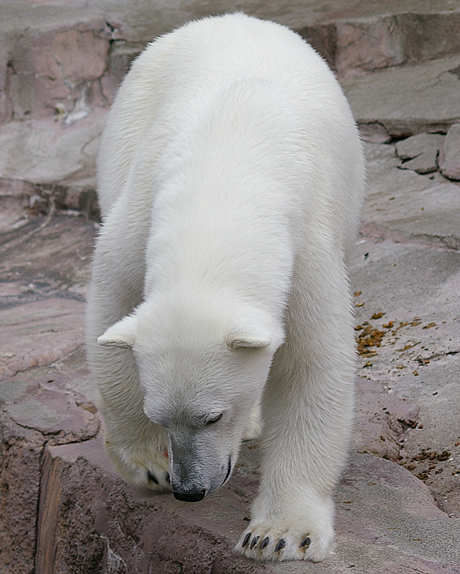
[86,13,365,563]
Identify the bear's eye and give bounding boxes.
[206,413,223,425]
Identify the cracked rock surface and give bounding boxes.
[1,1,460,573]
[351,134,460,524]
[342,55,460,137]
[440,123,460,180]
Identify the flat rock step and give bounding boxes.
[342,54,460,138]
[2,0,460,128]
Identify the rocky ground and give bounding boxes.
[1,1,460,573]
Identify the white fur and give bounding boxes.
[86,13,365,563]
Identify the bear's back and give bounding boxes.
[97,14,359,224]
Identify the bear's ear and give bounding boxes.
[97,314,138,349]
[226,325,272,349]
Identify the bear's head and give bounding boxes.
[98,296,284,500]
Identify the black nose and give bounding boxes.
[173,489,206,502]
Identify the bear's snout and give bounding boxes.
[169,447,233,501]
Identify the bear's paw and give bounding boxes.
[235,517,334,562]
[105,438,172,492]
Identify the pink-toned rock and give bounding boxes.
[51,28,109,83]
[0,377,100,574]
[359,122,392,144]
[0,298,85,379]
[0,411,45,574]
[439,123,460,180]
[6,20,111,121]
[29,438,460,574]
[0,111,106,184]
[7,386,99,440]
[354,377,419,461]
[336,17,405,76]
[396,132,445,174]
[0,41,13,125]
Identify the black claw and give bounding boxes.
[300,536,311,549]
[261,537,270,549]
[242,533,251,548]
[250,535,259,549]
[147,470,159,484]
[275,539,286,552]
[165,473,170,484]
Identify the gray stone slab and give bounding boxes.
[440,123,460,180]
[364,141,433,196]
[358,122,392,144]
[399,152,437,174]
[351,238,460,404]
[350,236,460,517]
[0,112,105,185]
[353,376,419,462]
[366,180,460,248]
[350,141,460,518]
[0,298,85,379]
[396,133,445,161]
[2,361,98,409]
[396,133,444,174]
[362,142,460,249]
[0,379,39,404]
[7,387,99,439]
[342,55,460,136]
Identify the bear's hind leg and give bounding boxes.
[243,401,263,441]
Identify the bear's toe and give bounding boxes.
[145,467,171,490]
[147,470,159,484]
[235,520,332,562]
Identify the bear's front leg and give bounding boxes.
[236,269,355,562]
[89,339,172,491]
[235,481,335,562]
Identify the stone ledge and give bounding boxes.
[342,55,460,137]
[29,436,460,574]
